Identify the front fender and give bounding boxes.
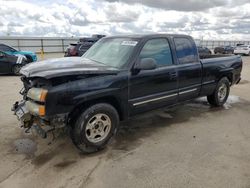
[45,73,128,116]
[73,88,121,104]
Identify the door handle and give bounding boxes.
[168,72,177,79]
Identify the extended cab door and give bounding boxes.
[129,38,178,115]
[173,37,202,101]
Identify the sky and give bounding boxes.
[0,0,250,40]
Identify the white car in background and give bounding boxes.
[234,45,250,56]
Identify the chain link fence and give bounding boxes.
[0,37,79,53]
[195,39,250,49]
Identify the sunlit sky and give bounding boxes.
[1,0,250,40]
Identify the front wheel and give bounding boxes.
[207,77,230,107]
[71,103,119,153]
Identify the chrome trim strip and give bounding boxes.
[179,88,197,95]
[203,80,215,85]
[133,87,199,107]
[133,93,177,106]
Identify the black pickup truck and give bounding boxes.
[12,34,242,153]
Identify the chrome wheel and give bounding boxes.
[218,83,227,102]
[85,113,111,143]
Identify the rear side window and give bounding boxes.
[139,38,173,67]
[174,38,197,64]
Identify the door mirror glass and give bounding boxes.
[136,58,157,70]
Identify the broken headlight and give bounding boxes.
[27,88,48,102]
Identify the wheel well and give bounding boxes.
[220,73,233,85]
[68,96,124,127]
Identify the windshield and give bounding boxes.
[82,38,138,68]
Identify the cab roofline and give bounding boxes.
[103,33,192,40]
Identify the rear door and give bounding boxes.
[129,38,178,115]
[173,37,202,101]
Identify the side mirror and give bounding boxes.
[135,58,157,71]
[0,53,5,58]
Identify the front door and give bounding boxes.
[129,38,178,115]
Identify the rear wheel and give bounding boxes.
[12,65,22,75]
[207,77,230,107]
[71,103,119,153]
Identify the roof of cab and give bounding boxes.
[104,33,192,39]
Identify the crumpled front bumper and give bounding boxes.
[12,100,51,138]
[12,100,68,138]
[12,100,33,128]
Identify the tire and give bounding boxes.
[207,77,230,107]
[71,103,119,153]
[12,65,22,75]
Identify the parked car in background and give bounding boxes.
[0,50,30,75]
[65,35,106,57]
[13,34,242,153]
[0,44,37,62]
[236,43,244,47]
[234,45,250,56]
[214,46,235,54]
[197,46,212,57]
[64,38,98,57]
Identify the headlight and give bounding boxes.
[27,88,48,102]
[26,101,45,116]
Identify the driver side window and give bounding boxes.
[139,38,173,67]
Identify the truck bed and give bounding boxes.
[200,54,242,96]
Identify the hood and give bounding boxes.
[20,57,119,79]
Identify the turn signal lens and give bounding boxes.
[39,106,46,116]
[40,90,48,102]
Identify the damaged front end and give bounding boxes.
[12,77,67,138]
